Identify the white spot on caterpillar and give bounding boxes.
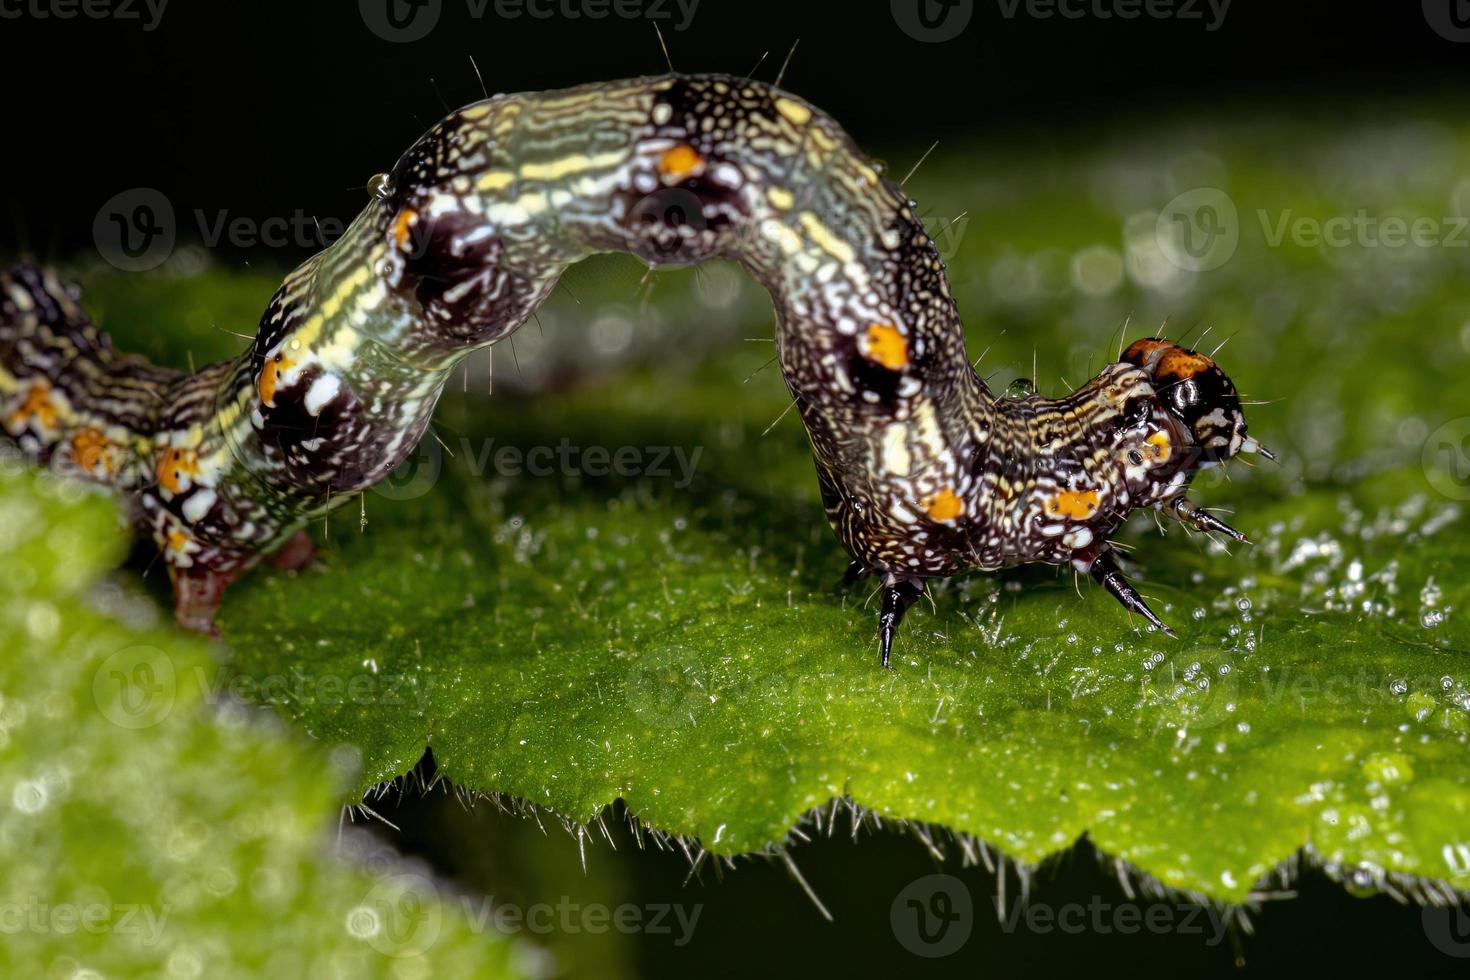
[305,374,342,415]
[182,488,217,524]
[1064,527,1093,550]
[698,162,737,189]
[912,400,947,457]
[881,424,912,477]
[760,218,804,255]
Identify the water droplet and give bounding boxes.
[1004,377,1036,399]
[345,905,381,939]
[12,780,47,814]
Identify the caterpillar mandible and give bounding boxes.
[0,73,1272,665]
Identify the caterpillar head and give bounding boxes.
[1082,364,1199,510]
[1121,338,1273,466]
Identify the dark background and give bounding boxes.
[5,0,1470,261]
[5,2,1470,977]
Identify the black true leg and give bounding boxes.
[1089,549,1176,638]
[1171,496,1249,544]
[842,560,871,586]
[878,580,925,669]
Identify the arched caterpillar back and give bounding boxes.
[0,74,1271,662]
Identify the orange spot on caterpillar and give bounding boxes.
[166,529,191,553]
[258,354,296,408]
[658,144,704,182]
[1122,338,1171,365]
[70,427,116,475]
[1045,489,1100,520]
[155,447,200,495]
[1156,347,1213,381]
[864,323,909,370]
[924,488,964,523]
[1146,430,1172,462]
[392,207,419,250]
[8,381,59,431]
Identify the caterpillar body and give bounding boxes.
[0,74,1271,663]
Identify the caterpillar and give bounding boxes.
[0,73,1271,664]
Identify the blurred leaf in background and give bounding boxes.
[0,464,530,978]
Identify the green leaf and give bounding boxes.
[216,378,1470,904]
[0,465,527,978]
[74,110,1470,905]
